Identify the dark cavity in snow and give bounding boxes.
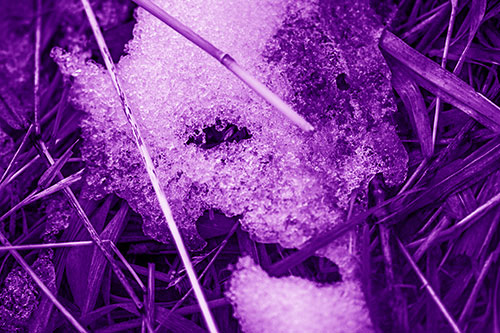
[187,121,252,149]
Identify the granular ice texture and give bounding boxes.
[0,254,56,332]
[54,0,407,260]
[226,256,373,333]
[0,129,13,173]
[42,195,73,241]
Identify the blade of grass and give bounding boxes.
[453,0,487,74]
[399,2,448,39]
[36,140,78,190]
[166,221,238,318]
[414,190,500,247]
[0,124,34,184]
[174,298,230,316]
[0,93,28,130]
[95,319,143,333]
[79,1,217,331]
[413,216,451,261]
[0,168,84,222]
[390,64,433,157]
[432,0,457,152]
[106,240,146,292]
[146,263,156,331]
[35,139,145,312]
[380,30,500,131]
[131,0,313,132]
[391,136,500,222]
[0,154,40,192]
[396,236,462,333]
[458,244,500,325]
[370,174,408,331]
[155,306,207,333]
[494,267,500,333]
[65,196,112,310]
[83,202,129,314]
[478,209,500,260]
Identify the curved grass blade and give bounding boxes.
[380,30,500,132]
[390,60,433,157]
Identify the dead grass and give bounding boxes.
[0,0,499,332]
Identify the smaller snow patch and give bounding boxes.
[226,257,373,333]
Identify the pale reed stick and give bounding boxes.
[132,0,314,132]
[79,1,218,331]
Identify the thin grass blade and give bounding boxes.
[453,0,487,74]
[83,202,128,314]
[396,236,462,333]
[79,0,218,331]
[37,140,79,190]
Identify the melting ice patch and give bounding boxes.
[53,0,407,329]
[226,257,373,333]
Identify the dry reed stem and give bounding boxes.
[132,0,314,132]
[0,240,95,251]
[166,221,239,318]
[78,1,218,331]
[34,0,42,136]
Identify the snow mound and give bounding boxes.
[53,0,407,254]
[226,257,373,333]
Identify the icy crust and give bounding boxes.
[226,257,373,333]
[54,0,407,251]
[0,254,56,332]
[0,129,13,173]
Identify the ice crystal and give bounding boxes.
[226,257,373,333]
[42,195,73,241]
[0,254,56,332]
[55,0,407,254]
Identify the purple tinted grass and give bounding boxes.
[2,0,500,331]
[396,236,462,333]
[431,0,457,153]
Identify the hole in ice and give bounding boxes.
[273,246,343,285]
[335,73,350,91]
[186,120,252,149]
